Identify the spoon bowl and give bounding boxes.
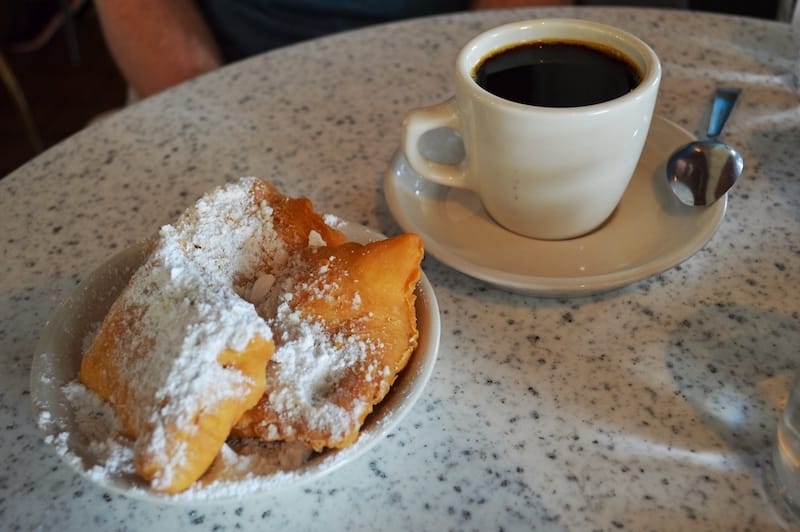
[666,87,744,206]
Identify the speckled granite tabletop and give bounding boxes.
[2,6,799,531]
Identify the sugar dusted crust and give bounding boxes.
[80,177,283,493]
[77,178,423,493]
[234,234,423,452]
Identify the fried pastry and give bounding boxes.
[79,177,348,493]
[77,176,423,492]
[233,233,423,452]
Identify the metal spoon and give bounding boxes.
[666,87,744,206]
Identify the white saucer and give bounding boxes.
[384,115,726,297]
[30,221,440,502]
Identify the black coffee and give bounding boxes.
[473,40,641,107]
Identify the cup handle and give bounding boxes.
[402,98,470,189]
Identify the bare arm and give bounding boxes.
[94,0,223,98]
[95,0,574,98]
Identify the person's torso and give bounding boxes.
[197,0,470,60]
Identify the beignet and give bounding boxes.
[234,233,423,451]
[77,177,423,492]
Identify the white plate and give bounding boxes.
[384,115,726,297]
[30,221,440,502]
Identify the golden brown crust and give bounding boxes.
[255,179,349,254]
[78,178,423,492]
[80,304,275,493]
[79,178,280,493]
[233,233,423,452]
[132,337,273,492]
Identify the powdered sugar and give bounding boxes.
[172,179,286,289]
[73,178,368,491]
[308,230,326,248]
[323,213,345,230]
[32,179,428,500]
[104,179,280,487]
[41,380,138,485]
[264,295,370,440]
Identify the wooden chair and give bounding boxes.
[0,50,43,154]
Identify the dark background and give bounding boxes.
[0,0,783,178]
[1,2,125,177]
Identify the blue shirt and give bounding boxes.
[197,0,470,60]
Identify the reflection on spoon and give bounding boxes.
[666,87,744,206]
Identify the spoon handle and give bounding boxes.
[707,87,741,138]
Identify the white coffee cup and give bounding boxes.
[402,19,661,240]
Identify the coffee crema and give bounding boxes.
[473,40,642,108]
